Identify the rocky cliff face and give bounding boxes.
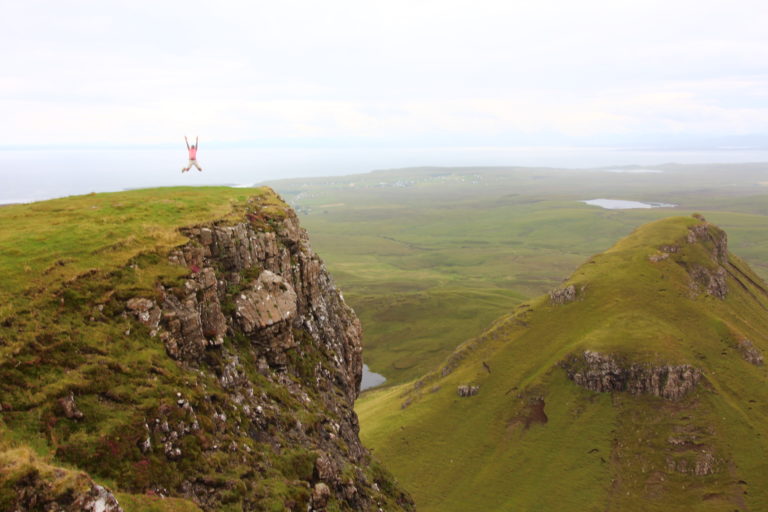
[124,204,412,510]
[683,221,730,299]
[0,191,412,512]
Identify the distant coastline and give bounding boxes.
[3,146,768,205]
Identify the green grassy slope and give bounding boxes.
[0,187,267,511]
[269,165,768,386]
[0,187,271,307]
[358,216,768,511]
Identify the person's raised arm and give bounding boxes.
[196,136,199,149]
[185,136,190,150]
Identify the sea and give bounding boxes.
[2,146,768,204]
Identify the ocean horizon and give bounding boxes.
[2,146,768,204]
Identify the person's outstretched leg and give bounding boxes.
[192,161,203,172]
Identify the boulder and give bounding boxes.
[311,482,331,509]
[737,339,763,366]
[58,392,84,420]
[549,285,576,305]
[457,385,480,397]
[235,271,297,332]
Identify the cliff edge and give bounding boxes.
[0,187,413,511]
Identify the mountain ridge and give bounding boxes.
[359,215,768,511]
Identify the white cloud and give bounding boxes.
[2,0,768,146]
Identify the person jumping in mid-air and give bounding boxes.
[182,136,203,172]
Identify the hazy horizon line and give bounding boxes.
[1,142,767,152]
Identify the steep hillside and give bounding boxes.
[358,215,768,511]
[0,187,412,511]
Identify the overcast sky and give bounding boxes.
[2,0,767,149]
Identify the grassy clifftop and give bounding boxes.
[0,187,264,511]
[0,187,412,511]
[358,215,768,511]
[0,187,280,302]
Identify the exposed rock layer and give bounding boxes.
[561,350,702,401]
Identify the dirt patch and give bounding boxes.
[643,471,666,499]
[508,398,548,430]
[526,398,548,427]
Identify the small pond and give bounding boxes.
[582,199,676,210]
[361,363,386,390]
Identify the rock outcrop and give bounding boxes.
[737,338,764,366]
[687,223,728,265]
[119,201,412,510]
[684,223,730,299]
[549,284,576,305]
[1,449,123,512]
[648,244,678,262]
[561,350,702,401]
[688,264,728,299]
[457,385,480,397]
[128,216,364,387]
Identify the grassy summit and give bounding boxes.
[358,215,768,511]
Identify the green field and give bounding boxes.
[269,164,768,386]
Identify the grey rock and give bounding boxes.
[549,284,577,305]
[457,385,480,397]
[311,482,331,509]
[689,264,728,299]
[561,350,702,401]
[76,485,123,512]
[126,297,161,330]
[58,392,84,420]
[235,270,297,332]
[738,339,764,366]
[315,451,338,482]
[687,223,728,264]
